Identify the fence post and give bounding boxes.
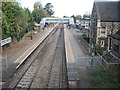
[0,55,8,71]
[5,55,8,69]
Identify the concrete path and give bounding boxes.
[64,25,90,88]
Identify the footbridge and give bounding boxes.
[40,17,74,26]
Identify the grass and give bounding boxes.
[90,68,120,88]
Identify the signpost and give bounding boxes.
[0,37,11,46]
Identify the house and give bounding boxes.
[90,1,120,49]
[75,18,90,35]
[89,1,120,47]
[108,30,120,59]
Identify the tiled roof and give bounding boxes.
[108,30,120,40]
[94,1,120,22]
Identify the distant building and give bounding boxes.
[80,18,90,29]
[75,18,90,30]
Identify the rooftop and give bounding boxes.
[93,1,120,22]
[109,30,120,40]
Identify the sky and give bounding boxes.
[19,0,119,17]
[19,0,95,17]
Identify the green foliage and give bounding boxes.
[95,44,103,55]
[76,15,82,20]
[34,1,42,9]
[103,53,114,61]
[32,8,47,23]
[83,13,90,19]
[63,16,69,18]
[44,3,54,16]
[2,2,34,42]
[2,2,21,39]
[0,2,2,40]
[90,68,120,88]
[0,2,2,17]
[75,13,91,21]
[32,1,50,23]
[82,33,89,43]
[2,1,51,46]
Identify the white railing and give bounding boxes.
[81,37,120,71]
[0,55,8,71]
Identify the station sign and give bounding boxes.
[1,37,11,46]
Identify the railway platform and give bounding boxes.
[2,24,91,89]
[2,24,68,89]
[1,24,58,87]
[64,25,90,88]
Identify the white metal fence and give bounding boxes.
[0,55,8,71]
[81,36,120,71]
[77,55,120,71]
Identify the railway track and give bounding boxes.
[3,24,68,89]
[47,25,68,88]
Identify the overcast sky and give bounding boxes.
[19,0,119,17]
[19,0,95,17]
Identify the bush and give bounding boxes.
[90,68,120,88]
[95,44,103,55]
[82,33,89,43]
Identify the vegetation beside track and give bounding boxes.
[90,68,120,88]
[1,1,54,48]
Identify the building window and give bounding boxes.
[101,27,106,34]
[113,43,119,52]
[101,40,105,47]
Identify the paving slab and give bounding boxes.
[64,25,90,88]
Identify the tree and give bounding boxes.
[34,1,42,9]
[14,8,34,40]
[2,2,21,40]
[63,16,69,18]
[2,2,34,42]
[32,8,48,23]
[44,3,54,16]
[0,2,2,40]
[71,15,76,24]
[83,13,90,19]
[32,1,50,23]
[0,2,1,17]
[75,15,82,20]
